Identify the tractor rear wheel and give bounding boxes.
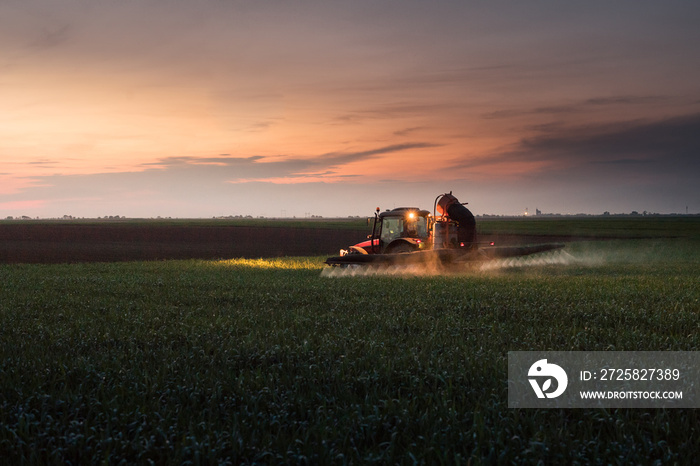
[386,242,416,254]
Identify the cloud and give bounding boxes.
[31,24,72,49]
[136,142,441,183]
[393,127,425,137]
[316,143,441,166]
[143,156,265,168]
[25,159,61,167]
[2,142,442,210]
[451,112,700,185]
[333,103,456,125]
[523,113,700,164]
[481,95,668,120]
[229,143,442,183]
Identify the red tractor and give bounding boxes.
[325,192,563,267]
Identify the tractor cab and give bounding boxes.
[377,208,430,250]
[343,208,431,255]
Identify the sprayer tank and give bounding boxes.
[435,193,477,248]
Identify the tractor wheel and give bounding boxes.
[387,242,416,254]
[348,246,368,255]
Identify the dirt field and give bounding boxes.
[0,222,366,264]
[1,218,638,264]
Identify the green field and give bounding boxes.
[478,215,700,239]
[1,220,699,463]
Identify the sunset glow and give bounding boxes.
[2,1,699,218]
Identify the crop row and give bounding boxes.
[1,239,698,463]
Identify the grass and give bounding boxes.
[478,215,700,239]
[1,237,699,463]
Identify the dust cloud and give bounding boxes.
[320,249,599,278]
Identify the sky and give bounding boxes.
[2,0,699,218]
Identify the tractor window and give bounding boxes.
[380,217,403,243]
[406,215,428,238]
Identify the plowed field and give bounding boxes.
[0,222,364,263]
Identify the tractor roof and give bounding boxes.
[379,208,431,218]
